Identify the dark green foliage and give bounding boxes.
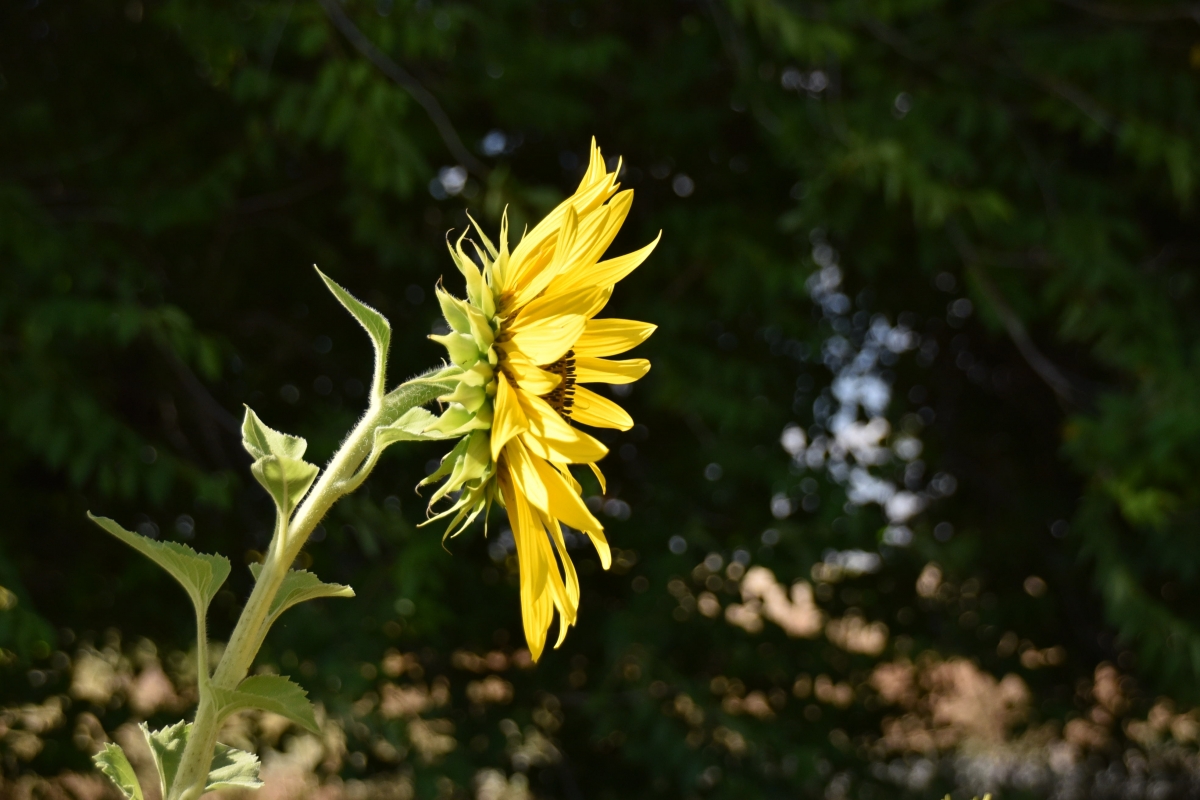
[2,0,1199,797]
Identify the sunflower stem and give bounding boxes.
[166,371,451,800]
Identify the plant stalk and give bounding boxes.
[167,374,450,800]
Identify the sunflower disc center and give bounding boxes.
[543,350,577,418]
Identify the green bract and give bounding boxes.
[419,429,497,540]
[422,232,506,445]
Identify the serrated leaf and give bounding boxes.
[93,743,145,800]
[87,513,230,620]
[251,454,320,518]
[135,722,262,796]
[206,741,263,792]
[315,267,391,399]
[249,563,354,627]
[141,721,188,799]
[242,406,307,461]
[213,674,320,734]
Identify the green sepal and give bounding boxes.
[419,435,470,489]
[249,563,354,628]
[207,741,264,792]
[241,406,307,461]
[315,266,392,399]
[424,402,492,437]
[436,283,495,348]
[430,356,494,411]
[87,513,230,622]
[430,331,482,368]
[250,454,320,518]
[439,381,488,412]
[212,674,320,734]
[464,302,495,350]
[455,217,499,317]
[93,743,145,800]
[436,285,472,334]
[425,430,492,507]
[466,212,499,258]
[459,361,495,388]
[141,721,188,800]
[418,430,496,539]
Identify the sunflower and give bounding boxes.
[422,139,658,660]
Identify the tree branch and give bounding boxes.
[946,222,1081,407]
[315,0,490,178]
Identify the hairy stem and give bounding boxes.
[166,373,451,800]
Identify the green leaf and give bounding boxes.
[93,743,145,800]
[375,407,443,448]
[382,365,461,416]
[87,513,230,620]
[137,722,263,795]
[212,674,320,734]
[315,266,392,399]
[242,406,318,514]
[241,406,307,461]
[248,563,354,627]
[250,454,320,517]
[334,406,450,496]
[206,742,263,792]
[141,721,188,799]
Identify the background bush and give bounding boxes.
[3,1,1200,797]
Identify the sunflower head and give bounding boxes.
[421,139,658,660]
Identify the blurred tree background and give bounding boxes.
[3,0,1200,798]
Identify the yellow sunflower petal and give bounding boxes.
[569,386,634,431]
[532,457,605,538]
[574,356,651,385]
[557,191,633,280]
[506,177,619,294]
[578,137,608,189]
[489,208,512,290]
[549,231,662,297]
[586,525,612,570]
[499,469,552,661]
[573,319,657,358]
[543,514,580,614]
[520,430,609,465]
[508,206,580,309]
[554,462,582,493]
[502,313,587,365]
[504,353,561,395]
[516,390,610,463]
[587,461,607,495]
[504,439,549,513]
[509,286,609,328]
[490,372,529,462]
[580,287,614,320]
